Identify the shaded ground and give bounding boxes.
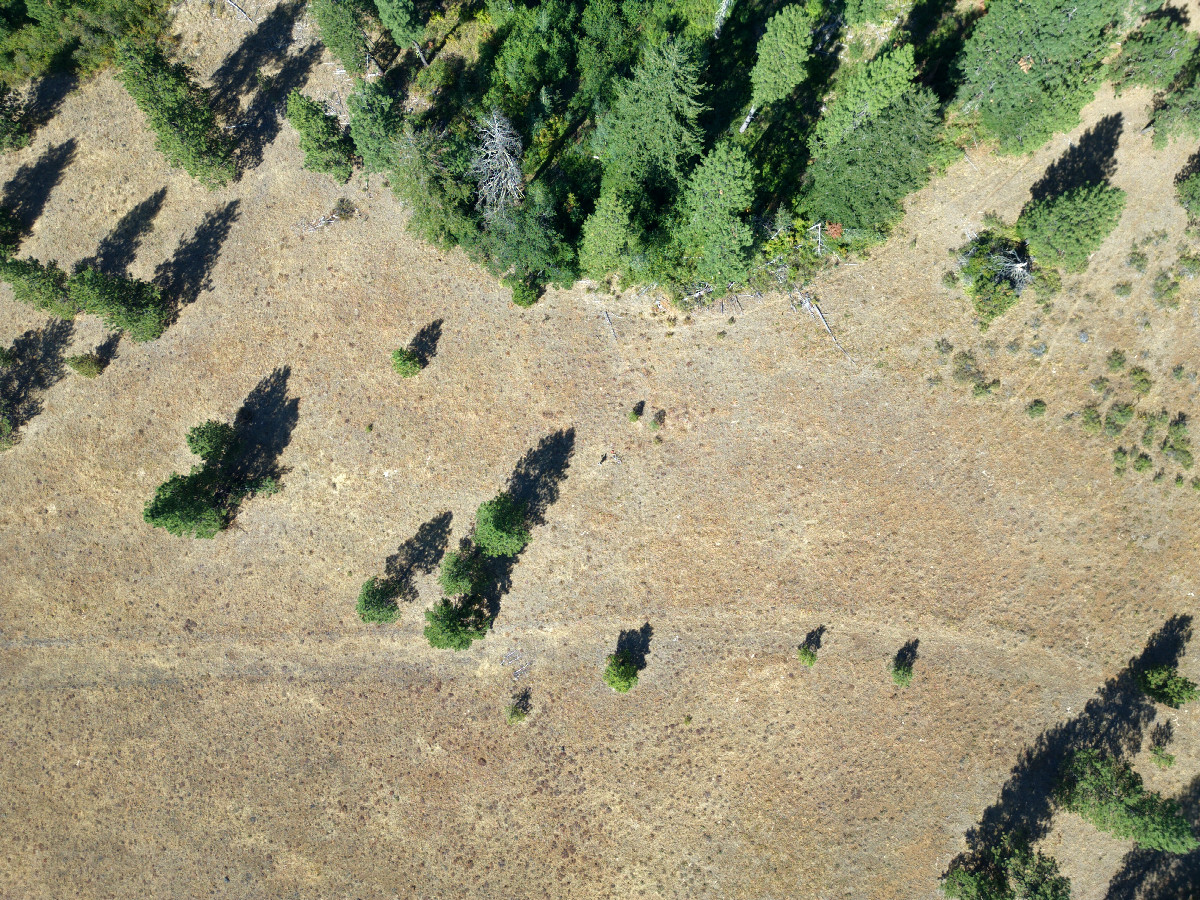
[0,4,1198,899]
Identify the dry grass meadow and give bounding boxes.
[1,3,1199,898]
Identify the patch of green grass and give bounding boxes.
[1152,270,1180,308]
[1113,281,1133,297]
[1134,452,1153,472]
[1126,247,1149,272]
[1090,376,1110,393]
[66,353,105,378]
[1163,414,1193,469]
[1081,407,1102,434]
[1129,367,1153,395]
[1113,447,1128,476]
[1150,745,1175,769]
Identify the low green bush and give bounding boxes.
[797,645,817,667]
[1026,399,1047,418]
[67,268,168,342]
[437,549,482,596]
[356,576,400,623]
[1104,402,1134,437]
[1107,349,1126,372]
[285,90,355,183]
[391,347,422,377]
[424,597,490,650]
[955,231,1028,330]
[66,354,106,378]
[1163,415,1193,469]
[603,650,638,692]
[891,659,913,687]
[1138,664,1198,708]
[474,493,530,557]
[1129,367,1153,395]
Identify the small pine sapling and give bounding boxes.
[391,347,423,377]
[603,650,638,692]
[356,576,400,623]
[474,493,530,557]
[1138,665,1199,708]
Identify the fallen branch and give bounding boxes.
[225,0,255,23]
[794,291,854,364]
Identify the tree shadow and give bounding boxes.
[378,511,453,603]
[1,139,76,232]
[504,426,576,525]
[893,638,919,670]
[1174,146,1200,188]
[616,622,653,671]
[0,319,73,434]
[408,318,442,367]
[79,187,167,276]
[510,686,532,714]
[1029,113,1123,203]
[231,365,300,488]
[154,200,241,312]
[904,0,985,102]
[22,67,78,138]
[1104,774,1200,900]
[802,625,826,653]
[93,332,122,368]
[210,1,307,116]
[699,0,763,142]
[233,43,323,173]
[948,615,1193,877]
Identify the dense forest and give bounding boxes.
[2,0,1199,306]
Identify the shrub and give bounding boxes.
[186,420,238,464]
[1134,452,1153,472]
[507,276,540,308]
[437,549,481,596]
[116,44,234,188]
[1107,349,1126,372]
[67,267,168,342]
[66,353,105,378]
[891,659,914,687]
[1055,749,1199,853]
[844,0,897,25]
[285,90,355,183]
[952,350,999,396]
[1026,399,1047,418]
[391,347,422,376]
[1104,402,1134,437]
[603,650,638,692]
[1081,407,1102,434]
[1152,270,1181,308]
[1150,745,1175,769]
[356,576,399,623]
[1163,415,1193,469]
[1177,172,1200,221]
[424,597,490,650]
[1129,366,1153,395]
[797,646,817,667]
[143,469,226,538]
[1018,184,1126,273]
[1114,447,1128,475]
[1138,665,1198,708]
[942,838,1070,900]
[474,493,530,557]
[955,231,1029,329]
[1152,73,1200,149]
[505,701,528,724]
[0,256,76,318]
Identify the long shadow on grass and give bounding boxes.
[477,427,576,622]
[616,622,653,672]
[1104,774,1200,899]
[80,187,167,276]
[1029,113,1123,202]
[234,43,322,173]
[947,615,1193,877]
[376,511,454,603]
[1,139,76,232]
[408,318,442,367]
[23,67,79,139]
[210,1,306,116]
[154,200,241,313]
[904,0,985,102]
[0,319,72,436]
[230,365,300,489]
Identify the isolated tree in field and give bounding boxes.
[603,649,638,692]
[67,267,168,342]
[598,39,704,202]
[470,109,524,222]
[1018,183,1125,273]
[143,421,237,539]
[375,0,427,63]
[356,576,400,623]
[742,4,814,132]
[678,143,754,289]
[437,549,482,596]
[1138,664,1198,708]
[1111,14,1198,94]
[1055,749,1199,853]
[0,256,76,318]
[954,0,1132,154]
[285,90,355,183]
[116,43,234,188]
[474,492,530,557]
[310,0,373,75]
[424,597,490,650]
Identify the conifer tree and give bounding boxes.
[1177,170,1200,220]
[1152,75,1200,148]
[310,0,373,76]
[374,0,425,59]
[67,267,168,342]
[347,80,403,174]
[579,188,639,280]
[742,4,814,132]
[0,256,77,318]
[116,43,234,188]
[677,143,754,289]
[808,44,916,154]
[1111,14,1198,95]
[285,90,355,182]
[1018,183,1126,272]
[954,0,1140,153]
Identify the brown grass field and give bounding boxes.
[1,4,1198,897]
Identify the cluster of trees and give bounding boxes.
[143,419,278,538]
[942,834,1070,900]
[0,234,169,342]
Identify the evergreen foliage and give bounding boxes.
[424,597,490,649]
[309,0,372,76]
[844,0,896,26]
[474,492,530,557]
[954,0,1144,154]
[942,837,1070,900]
[749,5,814,110]
[437,549,481,596]
[603,649,638,691]
[579,188,639,281]
[0,205,20,257]
[954,230,1029,329]
[1055,750,1199,853]
[66,267,168,341]
[115,43,234,188]
[1111,13,1198,94]
[809,44,916,155]
[66,353,105,378]
[347,80,403,174]
[356,576,400,623]
[0,83,28,150]
[576,0,638,107]
[1154,75,1200,148]
[285,90,354,182]
[1018,183,1126,273]
[1137,664,1199,707]
[374,0,422,48]
[0,255,76,318]
[1177,171,1200,220]
[485,0,577,120]
[677,142,754,289]
[391,346,422,376]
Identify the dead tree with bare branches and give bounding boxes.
[470,109,524,223]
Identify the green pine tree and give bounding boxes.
[579,188,640,281]
[808,44,916,154]
[285,90,355,182]
[1018,183,1126,273]
[677,143,755,289]
[748,5,814,114]
[374,0,423,49]
[0,256,78,318]
[347,80,403,174]
[1153,74,1200,148]
[67,267,168,342]
[309,0,372,76]
[115,43,234,188]
[1111,14,1198,94]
